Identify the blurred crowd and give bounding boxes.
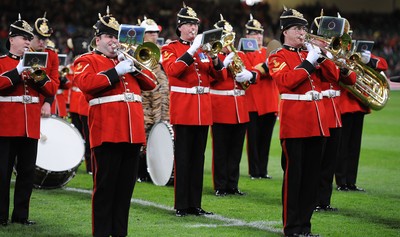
[0,0,399,77]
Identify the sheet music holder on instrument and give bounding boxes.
[22,52,48,69]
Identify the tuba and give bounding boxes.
[222,32,250,90]
[305,32,389,110]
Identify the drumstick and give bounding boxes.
[40,132,47,142]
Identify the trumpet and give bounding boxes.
[59,67,69,78]
[223,32,250,90]
[113,42,159,85]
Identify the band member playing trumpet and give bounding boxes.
[243,14,280,180]
[73,8,156,237]
[161,3,226,217]
[268,7,339,236]
[210,15,254,196]
[29,13,60,118]
[0,15,58,226]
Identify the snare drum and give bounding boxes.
[146,121,174,186]
[35,116,85,189]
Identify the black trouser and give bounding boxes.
[246,112,276,177]
[317,128,342,206]
[281,137,326,235]
[0,137,37,222]
[173,125,208,210]
[79,115,92,173]
[335,112,365,186]
[211,123,247,191]
[91,142,141,237]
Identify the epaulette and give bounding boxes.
[269,47,283,56]
[168,40,178,45]
[74,51,93,60]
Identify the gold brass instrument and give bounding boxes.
[339,54,390,110]
[202,41,223,58]
[222,32,250,90]
[30,64,47,82]
[305,33,389,110]
[113,42,160,84]
[59,67,69,78]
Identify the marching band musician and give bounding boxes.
[66,34,92,174]
[0,15,58,226]
[335,21,389,192]
[210,15,254,197]
[46,40,72,118]
[243,14,280,180]
[137,16,170,182]
[307,15,357,212]
[73,8,156,237]
[29,13,60,118]
[161,3,227,217]
[268,7,339,237]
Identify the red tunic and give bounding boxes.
[268,46,339,139]
[161,39,226,125]
[244,47,279,115]
[211,52,249,124]
[0,53,58,139]
[74,51,156,148]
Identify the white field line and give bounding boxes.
[64,187,282,234]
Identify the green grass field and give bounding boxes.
[2,91,400,237]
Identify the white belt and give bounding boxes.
[210,89,245,96]
[71,86,81,92]
[281,90,323,101]
[0,95,39,104]
[321,89,341,98]
[170,86,210,94]
[57,89,64,95]
[89,93,142,106]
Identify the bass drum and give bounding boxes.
[35,116,85,189]
[146,121,174,186]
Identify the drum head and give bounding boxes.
[37,117,85,172]
[146,122,174,186]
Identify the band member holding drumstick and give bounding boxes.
[0,14,58,226]
[161,3,226,217]
[210,16,253,196]
[268,7,339,236]
[29,13,60,118]
[73,7,156,236]
[137,16,170,182]
[243,14,280,180]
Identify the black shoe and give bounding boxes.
[215,189,227,196]
[336,185,349,191]
[175,209,188,217]
[11,219,36,225]
[347,184,365,192]
[250,176,261,180]
[302,232,320,237]
[226,188,246,196]
[187,207,213,216]
[315,205,338,212]
[260,174,272,179]
[0,219,8,226]
[284,233,301,237]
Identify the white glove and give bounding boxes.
[306,43,321,65]
[117,51,127,62]
[361,50,371,64]
[326,51,334,60]
[223,52,235,68]
[235,68,253,82]
[115,58,136,76]
[16,59,24,75]
[187,34,203,55]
